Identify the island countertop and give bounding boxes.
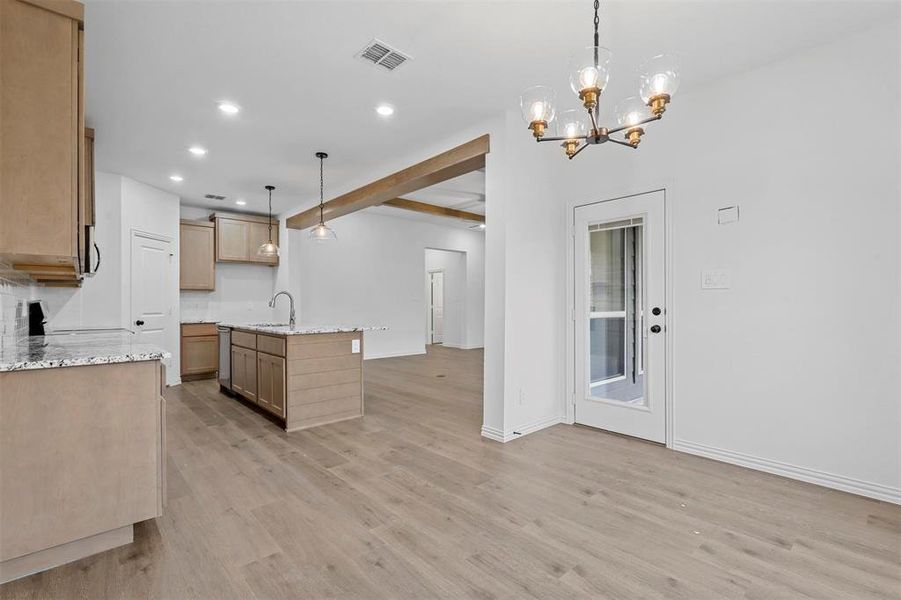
[219,322,387,336]
[0,332,170,372]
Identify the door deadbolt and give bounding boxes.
[651,307,662,316]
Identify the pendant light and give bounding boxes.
[257,185,279,257]
[309,151,337,242]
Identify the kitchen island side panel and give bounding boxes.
[285,332,363,432]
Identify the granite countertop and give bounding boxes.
[181,319,220,324]
[219,322,388,336]
[0,332,171,372]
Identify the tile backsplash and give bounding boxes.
[0,260,35,345]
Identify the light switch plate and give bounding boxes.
[701,269,731,289]
[351,339,361,354]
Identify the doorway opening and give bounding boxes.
[424,248,468,349]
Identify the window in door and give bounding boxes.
[588,218,644,404]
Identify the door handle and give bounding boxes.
[650,324,662,334]
[135,319,145,326]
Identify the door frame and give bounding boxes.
[427,268,445,345]
[564,186,675,448]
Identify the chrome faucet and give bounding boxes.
[268,290,295,328]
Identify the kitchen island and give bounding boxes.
[0,332,169,583]
[219,323,385,432]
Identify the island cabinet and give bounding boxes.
[211,212,279,266]
[0,0,90,286]
[228,329,363,431]
[179,220,215,290]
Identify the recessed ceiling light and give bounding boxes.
[235,199,246,206]
[188,146,207,156]
[375,103,395,117]
[218,101,240,115]
[169,174,184,182]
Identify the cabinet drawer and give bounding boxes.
[256,334,285,357]
[181,323,217,337]
[232,330,256,350]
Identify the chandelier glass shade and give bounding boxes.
[520,0,680,159]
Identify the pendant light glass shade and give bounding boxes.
[257,240,279,257]
[309,151,336,242]
[309,222,337,242]
[257,185,279,257]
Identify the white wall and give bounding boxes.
[425,248,467,348]
[548,22,899,501]
[39,173,182,385]
[179,206,278,323]
[285,211,485,359]
[42,171,124,329]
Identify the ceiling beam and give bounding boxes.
[381,198,485,223]
[286,134,489,230]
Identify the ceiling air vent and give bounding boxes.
[355,38,411,71]
[204,194,226,201]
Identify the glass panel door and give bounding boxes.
[572,189,666,443]
[588,219,644,405]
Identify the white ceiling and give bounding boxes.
[84,0,896,218]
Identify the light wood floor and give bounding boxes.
[3,345,899,599]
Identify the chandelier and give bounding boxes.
[519,0,681,159]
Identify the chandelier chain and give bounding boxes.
[593,0,599,48]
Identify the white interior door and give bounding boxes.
[130,232,172,348]
[574,190,667,443]
[430,271,445,344]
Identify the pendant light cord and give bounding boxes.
[318,154,325,225]
[267,187,273,239]
[593,0,600,123]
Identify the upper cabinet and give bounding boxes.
[212,213,279,266]
[180,220,215,290]
[0,0,87,286]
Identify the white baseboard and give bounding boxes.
[480,424,509,443]
[442,343,484,350]
[673,439,901,505]
[481,414,565,444]
[364,349,427,361]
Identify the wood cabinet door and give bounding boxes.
[230,346,245,395]
[247,221,279,265]
[243,348,257,402]
[256,352,285,418]
[180,222,215,290]
[216,218,248,262]
[0,0,81,261]
[181,335,217,375]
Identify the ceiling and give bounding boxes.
[85,0,896,219]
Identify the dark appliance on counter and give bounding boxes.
[27,301,47,336]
